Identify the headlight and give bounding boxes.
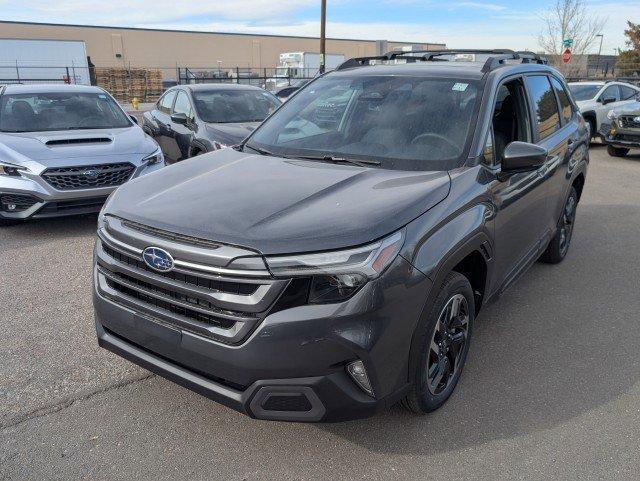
[0,161,27,177]
[265,230,404,304]
[143,148,164,165]
[607,110,617,120]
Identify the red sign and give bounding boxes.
[562,48,572,64]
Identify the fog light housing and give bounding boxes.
[347,360,374,397]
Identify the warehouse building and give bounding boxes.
[0,21,445,71]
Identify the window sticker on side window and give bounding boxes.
[452,83,468,92]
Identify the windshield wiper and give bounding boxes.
[243,143,277,156]
[294,154,381,167]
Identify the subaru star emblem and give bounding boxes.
[142,247,174,272]
[82,169,99,179]
[634,116,640,123]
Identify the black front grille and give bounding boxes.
[103,273,240,329]
[42,163,135,190]
[619,116,640,129]
[102,244,258,296]
[0,193,40,212]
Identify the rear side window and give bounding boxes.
[550,78,573,124]
[525,75,560,141]
[158,90,176,114]
[620,85,639,101]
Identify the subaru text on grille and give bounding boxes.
[93,49,589,422]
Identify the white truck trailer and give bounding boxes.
[0,39,90,85]
[270,52,345,88]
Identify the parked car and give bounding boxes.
[602,96,640,157]
[274,79,311,101]
[568,81,640,140]
[143,84,281,163]
[94,50,588,422]
[0,84,163,226]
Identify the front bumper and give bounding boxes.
[601,121,640,149]
[94,254,431,422]
[0,161,163,221]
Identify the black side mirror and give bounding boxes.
[129,114,138,124]
[601,96,617,105]
[500,141,547,178]
[171,112,188,125]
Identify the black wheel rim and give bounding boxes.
[427,294,469,395]
[559,194,576,256]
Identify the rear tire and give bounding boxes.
[402,272,474,414]
[539,186,578,264]
[607,145,629,157]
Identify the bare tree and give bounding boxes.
[538,0,607,56]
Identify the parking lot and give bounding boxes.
[0,144,639,480]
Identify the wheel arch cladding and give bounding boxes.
[572,173,585,202]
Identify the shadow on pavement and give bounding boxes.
[0,213,98,251]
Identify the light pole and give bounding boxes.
[319,0,326,74]
[595,34,604,77]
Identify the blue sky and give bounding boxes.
[1,0,637,54]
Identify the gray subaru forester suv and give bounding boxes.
[0,84,163,225]
[93,50,589,422]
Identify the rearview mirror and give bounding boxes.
[171,112,188,125]
[500,141,547,177]
[601,96,616,105]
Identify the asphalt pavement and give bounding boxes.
[1,145,640,480]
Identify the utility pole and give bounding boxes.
[319,0,326,74]
[595,34,604,77]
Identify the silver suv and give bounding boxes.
[0,84,164,226]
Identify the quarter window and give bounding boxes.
[525,75,560,141]
[172,91,193,120]
[158,90,176,114]
[550,77,573,124]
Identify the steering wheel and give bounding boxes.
[410,132,461,156]
[77,115,104,127]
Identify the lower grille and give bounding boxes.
[0,193,40,212]
[42,162,135,190]
[619,116,640,129]
[36,196,108,216]
[262,394,313,412]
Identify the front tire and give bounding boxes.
[607,145,629,157]
[539,186,578,264]
[402,272,475,414]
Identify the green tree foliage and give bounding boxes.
[618,21,640,76]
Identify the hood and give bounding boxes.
[611,101,640,116]
[204,122,260,146]
[104,148,451,255]
[0,126,158,167]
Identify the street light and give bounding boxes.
[319,0,326,74]
[595,34,604,77]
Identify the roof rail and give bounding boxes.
[335,49,547,73]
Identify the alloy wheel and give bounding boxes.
[559,194,576,256]
[427,293,470,395]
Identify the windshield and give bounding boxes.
[0,92,131,132]
[246,75,480,171]
[192,89,281,123]
[568,84,602,101]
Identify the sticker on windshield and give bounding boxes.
[98,94,107,99]
[452,83,468,92]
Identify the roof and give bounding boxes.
[181,83,265,92]
[1,83,104,94]
[330,60,552,80]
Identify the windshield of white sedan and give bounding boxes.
[568,84,602,101]
[246,75,480,170]
[0,92,131,132]
[192,90,280,123]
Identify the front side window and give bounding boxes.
[247,75,480,171]
[192,89,280,123]
[172,91,193,120]
[599,85,620,102]
[551,77,573,124]
[158,90,176,114]
[525,75,560,141]
[0,91,132,133]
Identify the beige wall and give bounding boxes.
[1,21,445,72]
